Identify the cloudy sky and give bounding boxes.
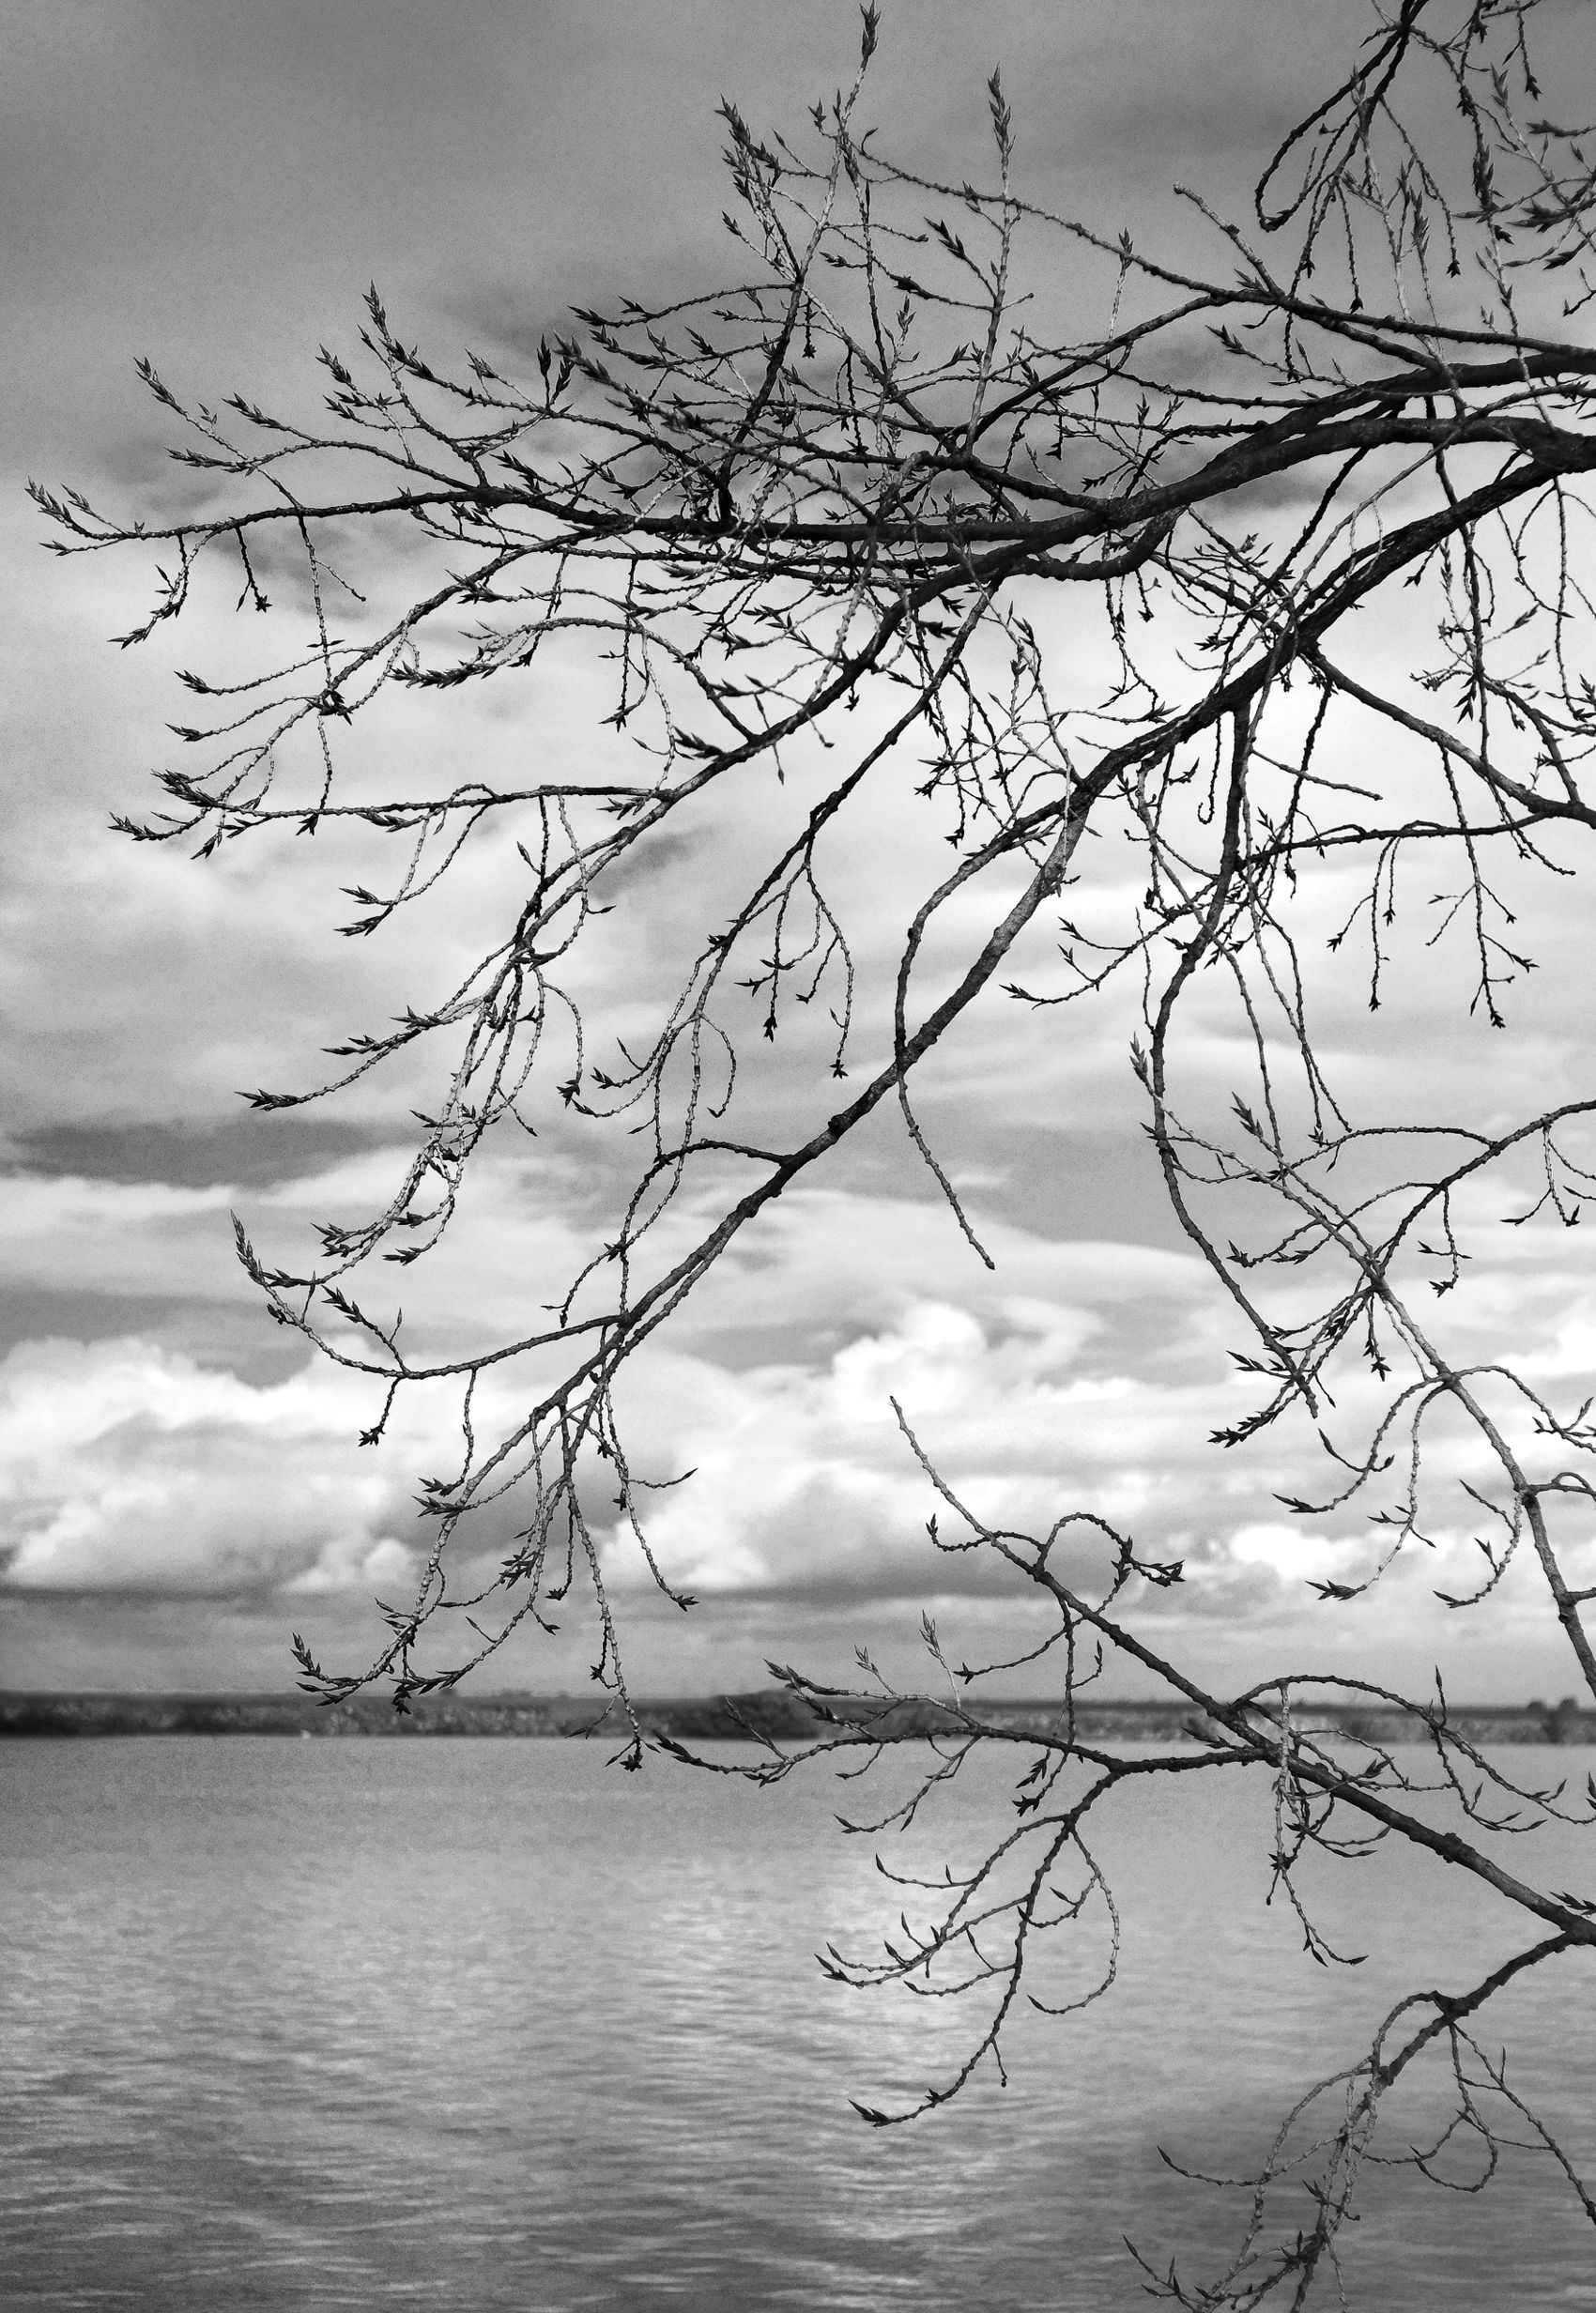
[6,0,1595,1704]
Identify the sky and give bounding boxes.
[5,0,1596,1704]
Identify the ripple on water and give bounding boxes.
[3,1736,1593,2310]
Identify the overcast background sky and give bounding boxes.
[6,0,1595,1703]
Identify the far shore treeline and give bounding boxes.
[3,1692,1592,1745]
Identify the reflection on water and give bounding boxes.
[2,1738,1593,2309]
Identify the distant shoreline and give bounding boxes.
[3,1690,1592,1745]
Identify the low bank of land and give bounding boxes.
[2,1689,1590,1745]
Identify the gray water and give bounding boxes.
[3,1737,1594,2310]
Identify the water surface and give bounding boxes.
[4,1737,1594,2309]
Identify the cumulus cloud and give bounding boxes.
[606,1296,1352,1610]
[6,1165,1596,1702]
[8,1163,1596,1602]
[0,1337,439,1598]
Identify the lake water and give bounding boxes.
[3,1737,1594,2310]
